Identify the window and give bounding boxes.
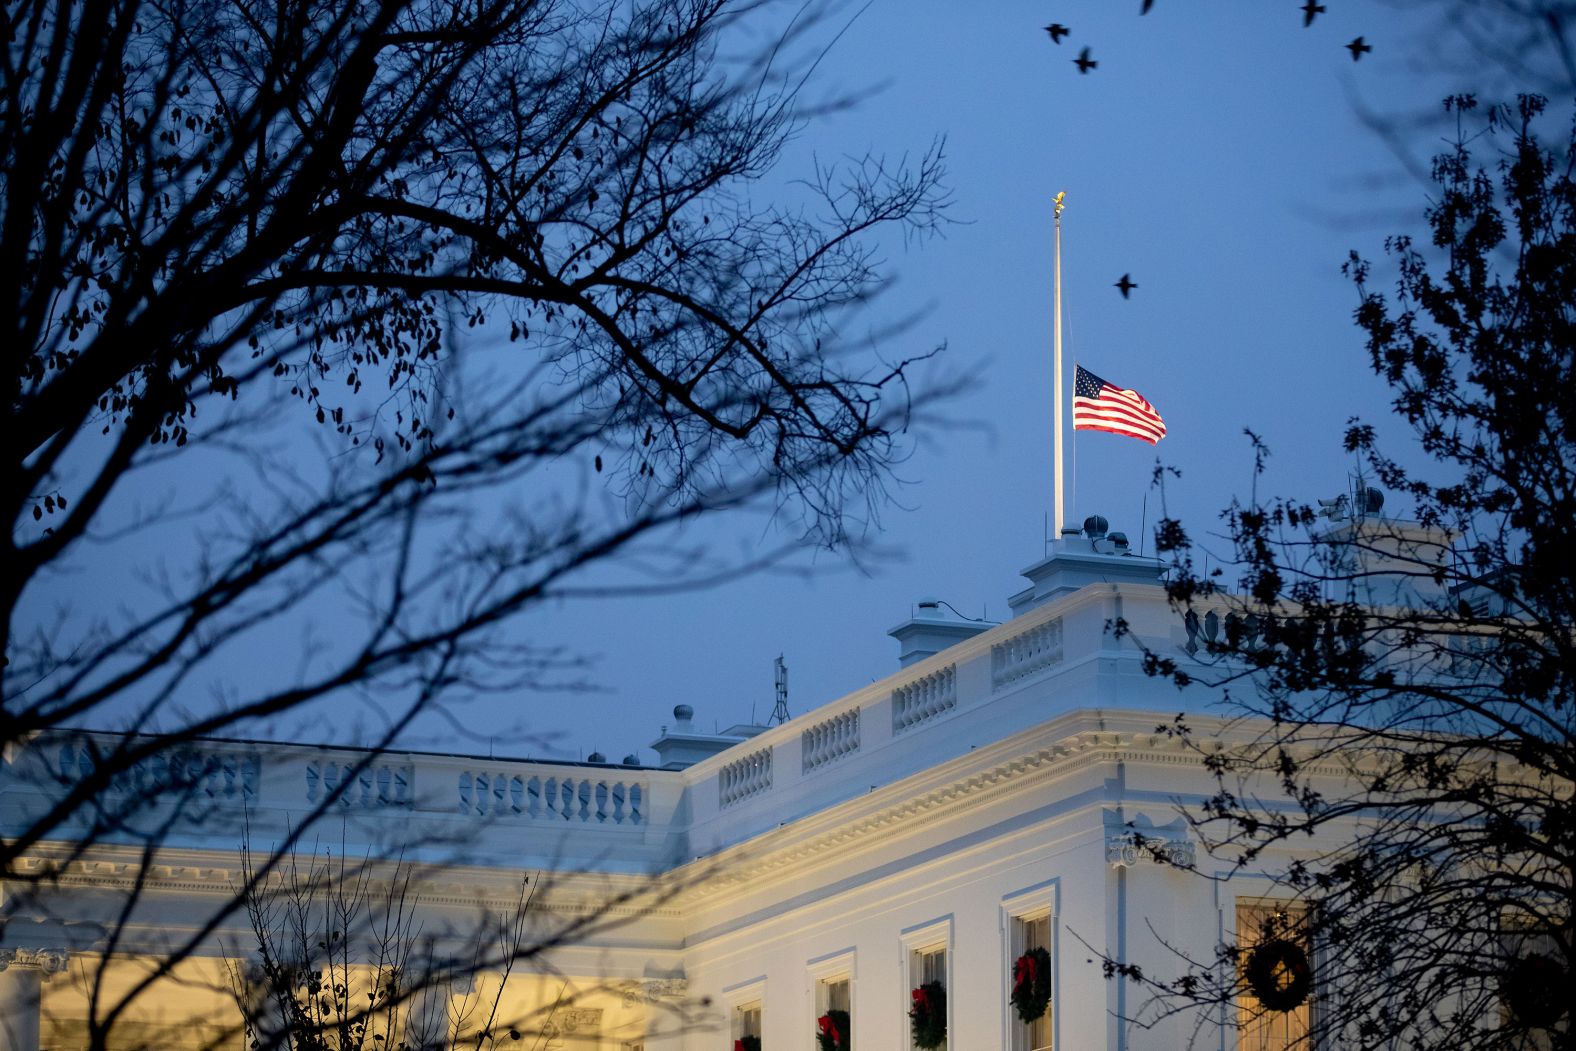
[1499,914,1561,1051]
[816,974,851,1048]
[1010,912,1053,1051]
[909,945,947,1051]
[902,917,951,1051]
[1236,900,1312,1051]
[808,949,855,1051]
[733,1000,762,1044]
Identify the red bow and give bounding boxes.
[912,987,931,1012]
[1015,952,1037,988]
[817,1014,842,1044]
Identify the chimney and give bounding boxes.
[888,597,996,668]
[648,705,765,770]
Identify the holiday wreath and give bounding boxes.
[1502,952,1569,1030]
[1244,939,1312,1012]
[909,980,947,1049]
[1010,946,1052,1023]
[815,1009,850,1050]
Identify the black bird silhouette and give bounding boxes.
[1141,0,1154,12]
[1301,0,1325,27]
[1073,47,1097,73]
[1346,36,1372,61]
[1044,22,1070,44]
[1115,274,1138,298]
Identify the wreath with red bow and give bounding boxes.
[815,1008,850,1050]
[909,981,947,1049]
[1010,946,1052,1023]
[1244,939,1312,1013]
[733,1037,762,1051]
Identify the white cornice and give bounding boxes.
[6,848,683,918]
[672,708,1225,904]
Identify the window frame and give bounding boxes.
[723,975,767,1047]
[900,916,953,1051]
[1233,895,1314,1051]
[1001,879,1059,1051]
[808,948,856,1049]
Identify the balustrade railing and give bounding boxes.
[802,709,860,773]
[456,770,644,825]
[1181,607,1273,656]
[992,618,1063,689]
[719,747,772,808]
[56,742,260,802]
[892,665,956,732]
[305,760,413,808]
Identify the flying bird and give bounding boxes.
[1346,36,1372,61]
[1044,22,1070,44]
[1141,0,1155,12]
[1073,47,1098,73]
[1115,274,1138,299]
[1300,0,1325,27]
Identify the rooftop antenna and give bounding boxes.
[770,654,790,725]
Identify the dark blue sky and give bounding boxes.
[24,1,1540,762]
[482,1,1473,761]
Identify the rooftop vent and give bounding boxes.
[587,751,606,764]
[622,754,641,767]
[1082,514,1109,539]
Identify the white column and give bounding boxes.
[405,975,453,1051]
[0,948,69,1051]
[240,956,292,1051]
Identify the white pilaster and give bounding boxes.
[0,948,69,1051]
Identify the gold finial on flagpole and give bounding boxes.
[1053,190,1066,220]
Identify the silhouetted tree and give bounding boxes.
[229,841,687,1051]
[2,0,949,1041]
[4,0,948,848]
[1124,94,1573,1050]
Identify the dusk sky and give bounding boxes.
[23,2,1543,763]
[476,0,1481,763]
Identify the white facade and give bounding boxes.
[1,535,1330,1050]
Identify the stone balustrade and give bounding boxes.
[801,709,860,773]
[718,746,773,808]
[17,733,660,842]
[16,584,1175,859]
[305,759,412,808]
[892,665,956,733]
[456,770,644,824]
[55,741,261,802]
[991,617,1063,690]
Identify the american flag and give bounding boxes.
[1072,365,1166,444]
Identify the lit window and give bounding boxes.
[908,944,948,1051]
[816,974,851,1049]
[732,1000,762,1050]
[1010,912,1053,1051]
[1236,901,1312,1051]
[1499,914,1561,1051]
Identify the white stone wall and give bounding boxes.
[2,573,1336,1051]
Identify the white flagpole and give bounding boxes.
[1052,192,1067,537]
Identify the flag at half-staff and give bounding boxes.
[1072,364,1167,444]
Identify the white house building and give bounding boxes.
[1,525,1345,1051]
